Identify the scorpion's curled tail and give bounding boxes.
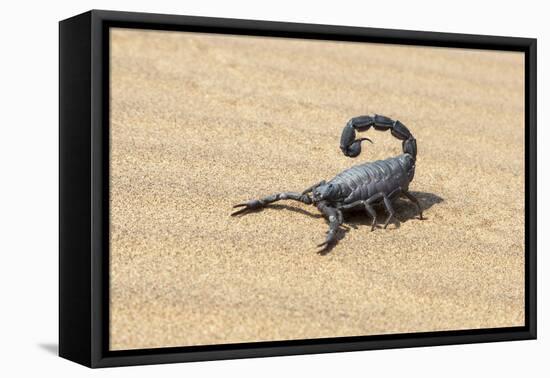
[339,114,417,161]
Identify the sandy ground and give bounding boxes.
[109,28,525,351]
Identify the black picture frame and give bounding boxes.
[59,9,537,368]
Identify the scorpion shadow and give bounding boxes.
[320,191,444,254]
[239,192,443,255]
[345,191,444,229]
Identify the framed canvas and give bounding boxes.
[59,10,537,368]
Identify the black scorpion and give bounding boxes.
[231,115,423,250]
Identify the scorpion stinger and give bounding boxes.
[232,114,424,253]
[340,114,417,161]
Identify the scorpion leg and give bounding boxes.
[316,201,343,248]
[339,200,363,211]
[339,200,378,231]
[381,194,397,229]
[365,193,386,230]
[364,203,378,231]
[231,192,312,216]
[402,191,424,220]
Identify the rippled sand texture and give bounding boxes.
[109,28,525,350]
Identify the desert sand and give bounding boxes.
[109,28,525,350]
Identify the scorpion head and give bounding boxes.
[312,183,339,203]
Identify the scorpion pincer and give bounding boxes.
[231,114,424,251]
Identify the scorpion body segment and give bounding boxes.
[328,153,415,206]
[232,114,423,252]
